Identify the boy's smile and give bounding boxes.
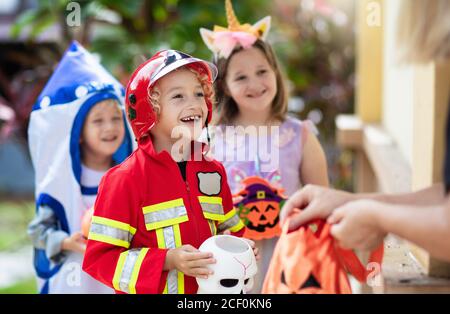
[150,67,209,154]
[180,114,202,123]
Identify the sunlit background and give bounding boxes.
[0,0,356,293]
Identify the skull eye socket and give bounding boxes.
[244,278,249,285]
[220,279,239,288]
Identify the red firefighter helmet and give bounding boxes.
[125,50,218,141]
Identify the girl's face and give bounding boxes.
[225,47,277,117]
[81,99,125,160]
[150,67,208,145]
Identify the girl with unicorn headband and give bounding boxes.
[200,0,330,292]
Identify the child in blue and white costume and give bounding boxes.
[27,41,134,294]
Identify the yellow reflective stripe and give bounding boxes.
[155,223,184,294]
[88,233,130,248]
[173,224,182,247]
[173,224,184,294]
[229,219,245,232]
[197,196,222,205]
[155,228,168,294]
[177,271,184,294]
[212,221,217,235]
[221,208,238,222]
[91,216,137,235]
[128,248,149,294]
[207,220,216,236]
[199,196,224,221]
[145,215,189,230]
[203,212,224,221]
[218,208,245,233]
[113,251,128,291]
[143,198,184,213]
[155,229,165,249]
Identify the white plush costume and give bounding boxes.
[27,41,134,294]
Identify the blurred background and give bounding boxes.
[0,0,356,293]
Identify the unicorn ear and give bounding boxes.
[200,28,217,53]
[251,16,271,40]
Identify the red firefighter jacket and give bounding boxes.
[82,138,245,294]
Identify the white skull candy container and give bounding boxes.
[196,235,257,294]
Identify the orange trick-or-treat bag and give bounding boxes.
[262,217,384,294]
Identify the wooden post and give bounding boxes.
[354,0,384,193]
[411,60,450,277]
[355,0,383,123]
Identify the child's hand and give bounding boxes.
[219,230,260,260]
[165,245,216,279]
[241,238,260,261]
[61,232,87,254]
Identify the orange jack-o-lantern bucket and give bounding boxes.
[262,218,384,294]
[234,176,287,240]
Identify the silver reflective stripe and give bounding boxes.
[163,226,176,250]
[167,269,178,294]
[162,226,178,294]
[217,214,241,233]
[144,206,187,225]
[118,249,141,293]
[199,203,224,216]
[90,223,133,242]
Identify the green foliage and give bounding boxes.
[0,277,37,294]
[0,201,34,251]
[9,0,356,189]
[11,0,272,71]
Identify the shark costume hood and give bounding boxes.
[28,41,133,293]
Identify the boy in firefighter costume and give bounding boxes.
[27,41,134,293]
[82,50,249,294]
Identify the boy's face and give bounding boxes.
[151,67,208,145]
[81,99,125,160]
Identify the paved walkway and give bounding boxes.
[0,246,35,289]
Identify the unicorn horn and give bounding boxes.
[226,0,241,30]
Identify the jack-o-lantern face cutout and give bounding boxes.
[280,270,322,294]
[262,219,384,294]
[234,177,286,240]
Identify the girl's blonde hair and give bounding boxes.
[398,0,450,63]
[212,40,288,125]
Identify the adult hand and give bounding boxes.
[280,185,355,231]
[328,199,387,251]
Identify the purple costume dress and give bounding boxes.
[211,116,317,293]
